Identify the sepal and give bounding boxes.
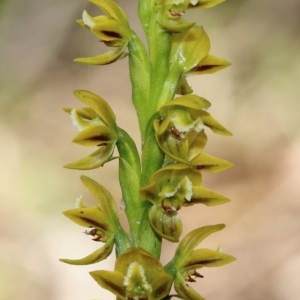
[90,270,126,299]
[72,125,114,147]
[187,54,231,76]
[190,153,233,173]
[190,185,230,206]
[62,206,111,235]
[80,175,119,223]
[173,224,225,265]
[73,90,116,129]
[67,107,100,131]
[170,26,210,72]
[74,48,128,65]
[160,94,211,111]
[89,0,129,26]
[64,145,116,170]
[60,235,115,265]
[181,248,236,270]
[197,111,232,136]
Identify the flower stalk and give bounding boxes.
[61,0,236,298]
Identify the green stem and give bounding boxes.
[137,201,162,259]
[138,115,165,258]
[148,16,172,111]
[138,0,155,37]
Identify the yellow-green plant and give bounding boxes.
[61,0,236,299]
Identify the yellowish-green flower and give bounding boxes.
[140,164,229,242]
[64,90,118,170]
[141,164,230,209]
[90,247,173,300]
[168,26,231,96]
[155,1,195,32]
[75,0,131,65]
[177,54,231,95]
[154,95,232,170]
[165,224,236,300]
[155,0,224,32]
[60,176,120,265]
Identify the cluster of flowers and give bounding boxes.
[61,0,235,299]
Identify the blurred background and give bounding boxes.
[1,0,300,299]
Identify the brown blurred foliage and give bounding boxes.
[1,0,300,299]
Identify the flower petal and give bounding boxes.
[199,110,232,135]
[62,206,109,232]
[69,107,102,131]
[190,153,233,173]
[72,125,115,147]
[161,94,211,111]
[188,186,230,206]
[80,175,119,223]
[139,181,159,204]
[74,47,127,65]
[73,90,116,129]
[81,10,99,29]
[187,130,208,160]
[88,0,129,27]
[174,224,225,261]
[63,144,115,170]
[181,248,236,270]
[92,18,129,41]
[187,54,231,76]
[90,270,126,299]
[60,235,114,265]
[77,13,111,33]
[151,273,173,300]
